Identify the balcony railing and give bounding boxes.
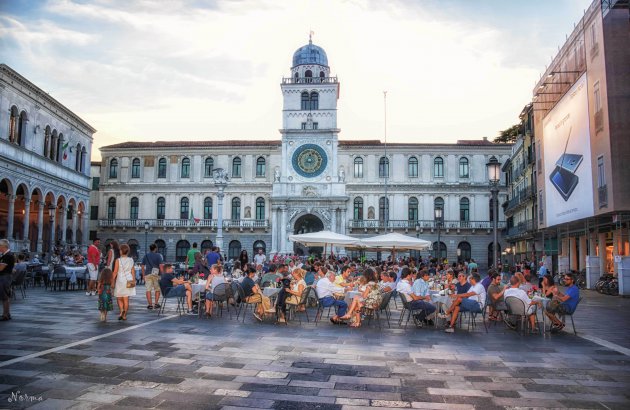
[504,219,537,238]
[99,218,269,230]
[504,185,536,214]
[348,220,506,231]
[282,76,338,84]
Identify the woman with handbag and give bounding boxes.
[112,244,136,321]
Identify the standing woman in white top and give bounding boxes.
[112,244,136,321]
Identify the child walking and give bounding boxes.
[98,268,114,321]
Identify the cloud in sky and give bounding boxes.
[0,0,593,159]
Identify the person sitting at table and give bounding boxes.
[335,265,353,287]
[230,261,243,279]
[541,274,556,298]
[316,270,348,324]
[487,272,507,321]
[204,264,225,317]
[191,251,210,278]
[275,268,307,323]
[339,269,381,327]
[440,273,486,333]
[411,269,437,325]
[159,264,195,315]
[504,275,540,332]
[514,272,533,293]
[396,268,435,327]
[545,273,579,333]
[454,271,471,295]
[378,271,396,292]
[261,264,280,287]
[240,266,274,322]
[304,266,316,285]
[73,252,84,265]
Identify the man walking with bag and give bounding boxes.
[142,243,164,310]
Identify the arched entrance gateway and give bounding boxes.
[293,214,324,256]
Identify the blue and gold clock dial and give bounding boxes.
[292,144,327,178]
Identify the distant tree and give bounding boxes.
[494,123,520,143]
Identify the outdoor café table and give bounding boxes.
[263,287,281,298]
[532,295,551,333]
[430,291,451,327]
[191,281,207,317]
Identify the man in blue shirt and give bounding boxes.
[545,273,579,333]
[206,246,221,266]
[537,261,548,288]
[410,269,437,325]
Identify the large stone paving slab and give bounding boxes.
[0,287,629,409]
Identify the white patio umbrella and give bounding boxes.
[289,230,361,258]
[358,232,431,251]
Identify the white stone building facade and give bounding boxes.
[97,41,511,268]
[0,64,95,253]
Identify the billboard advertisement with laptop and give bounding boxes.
[542,73,594,227]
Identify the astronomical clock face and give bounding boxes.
[292,143,327,178]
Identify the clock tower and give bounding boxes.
[271,37,348,255]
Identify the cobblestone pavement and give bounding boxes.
[0,287,629,409]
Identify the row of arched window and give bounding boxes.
[301,91,319,110]
[353,156,470,179]
[294,70,326,82]
[7,106,87,173]
[352,196,471,221]
[107,196,266,220]
[109,156,267,180]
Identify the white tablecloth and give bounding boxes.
[263,287,280,298]
[191,283,206,297]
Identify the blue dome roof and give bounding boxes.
[292,42,328,67]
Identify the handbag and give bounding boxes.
[121,258,136,288]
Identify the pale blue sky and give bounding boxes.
[0,0,593,159]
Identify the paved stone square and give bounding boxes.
[1,287,629,409]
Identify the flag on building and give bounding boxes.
[62,141,70,160]
[190,209,200,224]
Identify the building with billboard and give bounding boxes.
[97,39,512,269]
[532,0,629,285]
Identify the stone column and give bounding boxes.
[613,229,621,276]
[22,196,31,249]
[71,210,78,245]
[340,208,347,235]
[598,232,607,274]
[331,208,337,233]
[271,206,278,255]
[36,202,44,253]
[50,208,56,251]
[281,206,288,254]
[569,237,578,271]
[579,235,587,271]
[82,213,89,250]
[6,195,15,242]
[61,206,68,244]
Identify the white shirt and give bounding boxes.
[504,286,535,314]
[468,282,487,309]
[396,279,413,301]
[253,253,266,265]
[315,277,345,299]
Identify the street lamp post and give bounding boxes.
[486,155,502,269]
[434,207,443,262]
[144,221,150,258]
[213,168,229,254]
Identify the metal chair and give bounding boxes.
[558,296,582,335]
[211,283,235,319]
[157,284,186,316]
[288,286,314,324]
[504,296,537,334]
[11,269,27,299]
[50,265,67,291]
[232,282,260,322]
[397,293,426,329]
